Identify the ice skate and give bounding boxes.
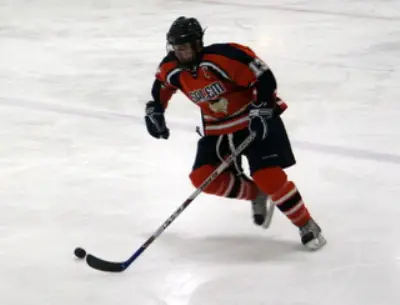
[251,191,275,229]
[299,218,326,250]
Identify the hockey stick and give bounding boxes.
[85,131,257,272]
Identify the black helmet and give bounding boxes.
[166,16,204,46]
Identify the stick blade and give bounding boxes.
[85,254,127,272]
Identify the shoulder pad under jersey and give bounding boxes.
[202,43,257,65]
[201,43,266,87]
[155,52,182,87]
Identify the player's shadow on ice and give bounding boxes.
[154,233,303,264]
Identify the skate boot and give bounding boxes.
[299,218,326,250]
[251,191,275,229]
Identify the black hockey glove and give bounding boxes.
[145,101,170,139]
[248,102,276,141]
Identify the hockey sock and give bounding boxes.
[252,167,311,227]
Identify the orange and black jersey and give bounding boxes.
[152,42,285,135]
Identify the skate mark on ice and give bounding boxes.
[1,96,399,165]
[291,141,400,165]
[183,0,400,21]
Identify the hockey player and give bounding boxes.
[144,16,326,250]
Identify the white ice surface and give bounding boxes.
[0,0,400,304]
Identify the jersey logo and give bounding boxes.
[189,81,226,103]
[209,97,228,114]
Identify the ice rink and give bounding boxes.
[1,0,400,304]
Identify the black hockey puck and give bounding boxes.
[74,247,87,259]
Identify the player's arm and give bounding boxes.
[151,52,181,109]
[228,45,287,140]
[232,47,277,107]
[205,43,287,139]
[151,79,176,109]
[247,55,287,114]
[230,45,288,140]
[145,54,180,140]
[206,43,284,109]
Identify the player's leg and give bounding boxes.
[220,131,273,227]
[189,135,259,201]
[245,117,326,250]
[247,175,274,228]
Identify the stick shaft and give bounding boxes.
[86,132,256,272]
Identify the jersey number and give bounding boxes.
[249,58,268,78]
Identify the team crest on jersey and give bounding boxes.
[189,81,226,103]
[209,97,229,114]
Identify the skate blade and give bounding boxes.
[304,235,327,251]
[261,200,275,229]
